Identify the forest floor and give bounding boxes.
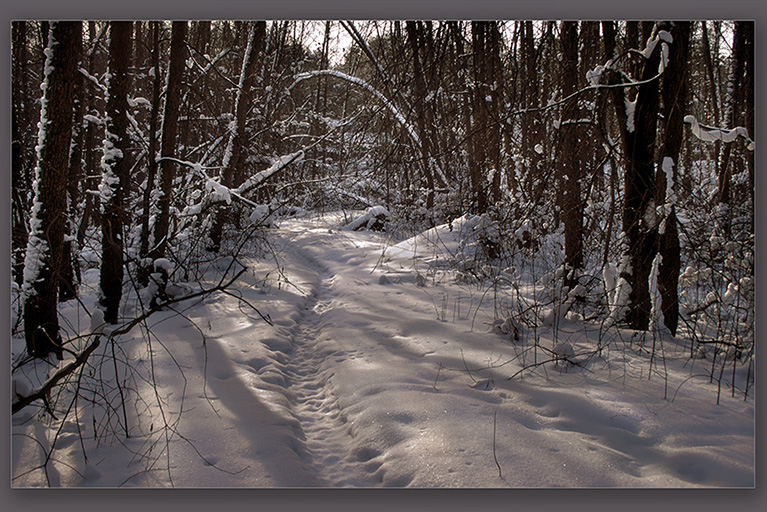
[11,211,755,488]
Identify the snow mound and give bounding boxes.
[383,213,499,270]
[343,206,390,232]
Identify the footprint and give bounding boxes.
[353,446,382,462]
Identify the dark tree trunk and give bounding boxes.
[23,21,80,359]
[700,22,722,183]
[150,21,187,260]
[718,21,754,220]
[209,21,265,253]
[623,25,662,331]
[406,20,436,209]
[602,22,664,330]
[60,26,85,302]
[656,21,691,336]
[139,21,163,262]
[558,21,583,289]
[76,21,104,254]
[468,21,502,215]
[12,22,30,287]
[99,21,133,324]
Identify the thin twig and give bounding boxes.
[493,410,502,478]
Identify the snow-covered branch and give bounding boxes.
[234,151,304,196]
[155,156,258,209]
[684,115,754,150]
[292,69,421,147]
[290,69,449,188]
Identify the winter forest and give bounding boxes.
[11,20,754,488]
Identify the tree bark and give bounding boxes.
[139,21,163,262]
[602,22,664,330]
[209,21,266,253]
[718,21,754,216]
[468,21,502,215]
[150,21,187,260]
[656,21,691,336]
[12,22,30,287]
[60,25,85,302]
[406,20,436,209]
[23,21,80,359]
[623,24,663,331]
[99,21,133,324]
[558,21,584,289]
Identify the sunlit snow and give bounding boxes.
[11,212,754,488]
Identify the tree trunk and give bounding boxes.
[602,22,664,330]
[139,21,163,262]
[656,21,690,336]
[468,21,502,215]
[150,21,187,261]
[12,22,30,287]
[700,21,722,183]
[623,24,663,331]
[99,21,133,324]
[406,20,436,209]
[23,21,80,359]
[718,21,754,220]
[209,21,265,253]
[60,25,85,302]
[558,21,583,289]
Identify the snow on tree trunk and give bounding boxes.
[22,21,80,359]
[209,21,265,253]
[620,24,663,331]
[655,21,690,337]
[98,21,132,324]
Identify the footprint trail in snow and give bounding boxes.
[278,232,385,487]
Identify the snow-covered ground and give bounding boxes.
[11,211,754,488]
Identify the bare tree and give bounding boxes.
[138,21,163,263]
[59,24,86,302]
[12,22,31,288]
[208,21,266,253]
[99,21,133,324]
[469,21,503,215]
[22,21,81,359]
[150,21,187,260]
[654,22,690,336]
[558,21,584,289]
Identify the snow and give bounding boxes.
[586,65,605,86]
[684,115,754,150]
[642,36,659,59]
[21,27,56,300]
[625,98,636,133]
[153,258,174,272]
[662,156,676,205]
[11,212,754,488]
[342,205,390,231]
[204,177,232,204]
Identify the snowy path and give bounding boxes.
[276,231,386,486]
[11,212,755,488]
